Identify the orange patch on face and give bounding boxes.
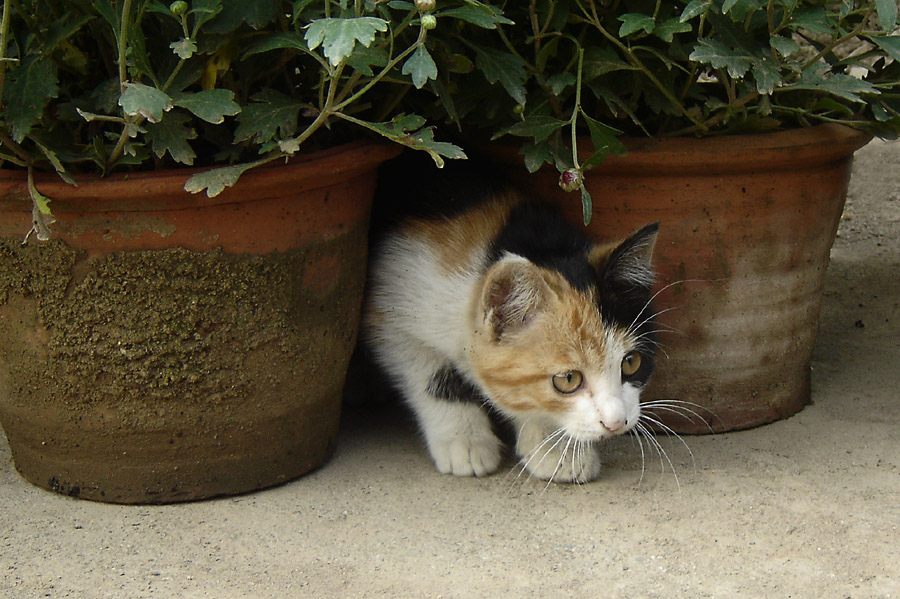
[469,266,613,416]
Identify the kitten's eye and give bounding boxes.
[621,352,642,377]
[552,371,583,394]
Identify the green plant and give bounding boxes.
[406,0,900,221]
[0,0,486,241]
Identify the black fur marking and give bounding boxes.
[489,202,596,291]
[621,351,656,388]
[372,152,506,228]
[427,364,487,405]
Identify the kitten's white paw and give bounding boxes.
[429,433,502,477]
[515,420,602,483]
[523,443,602,483]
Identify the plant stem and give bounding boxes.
[0,0,12,105]
[0,128,31,163]
[107,0,137,171]
[570,47,584,170]
[117,0,133,93]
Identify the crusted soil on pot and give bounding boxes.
[0,141,898,597]
[0,223,367,501]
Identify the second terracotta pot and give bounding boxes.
[486,125,871,433]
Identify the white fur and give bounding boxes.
[365,233,502,476]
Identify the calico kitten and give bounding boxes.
[363,159,658,483]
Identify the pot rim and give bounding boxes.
[489,123,874,176]
[0,140,401,212]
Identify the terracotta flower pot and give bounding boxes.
[484,125,872,433]
[0,141,399,503]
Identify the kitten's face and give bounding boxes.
[467,227,658,442]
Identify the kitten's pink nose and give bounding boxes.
[601,419,626,433]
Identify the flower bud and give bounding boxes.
[169,1,188,16]
[415,0,436,12]
[559,168,583,193]
[421,14,437,30]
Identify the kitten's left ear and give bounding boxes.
[588,222,659,289]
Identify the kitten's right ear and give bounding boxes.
[480,255,548,342]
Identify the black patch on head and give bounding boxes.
[594,223,658,354]
[372,152,508,230]
[427,364,488,405]
[489,202,596,291]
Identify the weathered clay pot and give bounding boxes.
[485,125,871,433]
[0,141,399,503]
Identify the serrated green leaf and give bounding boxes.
[751,57,780,95]
[439,6,513,29]
[583,46,638,81]
[520,141,554,173]
[535,37,560,74]
[748,62,777,95]
[689,38,753,78]
[402,46,438,89]
[243,32,307,58]
[361,115,466,167]
[770,36,800,57]
[305,17,388,66]
[680,0,713,22]
[184,157,272,197]
[871,103,890,122]
[508,115,569,143]
[173,89,241,124]
[790,8,834,36]
[722,0,763,19]
[43,13,93,55]
[32,139,76,185]
[875,0,898,31]
[546,72,576,96]
[205,0,277,32]
[234,89,304,143]
[582,113,626,157]
[872,36,900,62]
[654,18,692,42]
[119,83,173,123]
[396,127,467,167]
[4,57,59,143]
[144,111,198,165]
[127,18,158,85]
[618,13,655,37]
[787,65,879,103]
[473,46,528,104]
[26,171,56,242]
[93,0,121,36]
[347,45,390,76]
[809,97,855,117]
[190,0,224,33]
[170,38,198,60]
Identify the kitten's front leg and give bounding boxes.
[415,398,502,477]
[515,417,602,483]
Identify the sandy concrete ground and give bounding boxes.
[1,139,898,599]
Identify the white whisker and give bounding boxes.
[639,413,696,471]
[508,427,567,488]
